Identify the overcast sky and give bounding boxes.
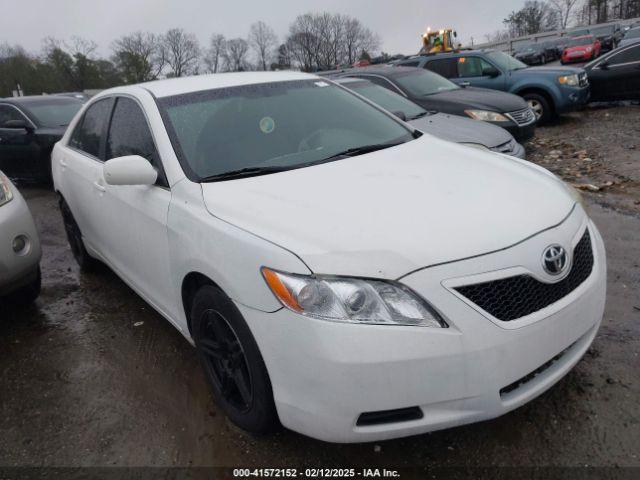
[1,0,527,57]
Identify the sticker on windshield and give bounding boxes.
[259,116,275,134]
[314,81,329,87]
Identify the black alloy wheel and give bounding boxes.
[191,285,278,434]
[59,199,97,271]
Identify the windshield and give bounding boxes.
[567,36,595,47]
[158,80,414,180]
[391,69,459,97]
[343,80,427,120]
[486,51,527,71]
[590,26,614,35]
[22,99,82,127]
[624,28,640,39]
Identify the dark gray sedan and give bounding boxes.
[333,77,525,159]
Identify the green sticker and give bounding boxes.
[259,116,275,134]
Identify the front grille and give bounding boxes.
[455,229,594,322]
[579,72,589,87]
[506,107,536,126]
[491,139,517,154]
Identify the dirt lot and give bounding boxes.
[1,105,639,474]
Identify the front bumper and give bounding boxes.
[556,85,591,113]
[0,186,42,296]
[241,208,606,443]
[500,120,535,142]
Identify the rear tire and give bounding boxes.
[191,285,279,435]
[59,198,98,272]
[523,92,552,124]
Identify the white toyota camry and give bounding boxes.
[52,71,606,443]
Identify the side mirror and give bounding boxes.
[103,155,157,186]
[483,66,501,77]
[599,61,609,70]
[2,119,33,132]
[392,110,407,121]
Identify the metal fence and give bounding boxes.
[470,17,640,53]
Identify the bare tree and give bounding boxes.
[224,38,250,71]
[549,0,581,28]
[204,34,226,73]
[111,32,165,83]
[161,28,200,77]
[249,21,278,71]
[286,12,380,71]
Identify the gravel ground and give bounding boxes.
[1,106,639,474]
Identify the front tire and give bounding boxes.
[191,285,279,434]
[523,92,552,124]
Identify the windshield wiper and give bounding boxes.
[409,111,433,120]
[318,142,405,163]
[200,165,292,182]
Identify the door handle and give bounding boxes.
[93,181,106,192]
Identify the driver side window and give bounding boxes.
[607,45,640,66]
[457,57,495,77]
[0,105,27,126]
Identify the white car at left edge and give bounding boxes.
[52,71,606,443]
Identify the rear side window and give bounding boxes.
[608,45,640,65]
[69,98,113,158]
[424,58,458,78]
[106,97,158,165]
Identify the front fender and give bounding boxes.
[511,81,561,105]
[167,180,312,331]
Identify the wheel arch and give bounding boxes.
[181,271,224,335]
[516,86,556,114]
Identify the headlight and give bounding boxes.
[261,268,447,328]
[459,143,490,151]
[586,46,593,52]
[0,171,14,207]
[464,110,509,122]
[558,74,580,86]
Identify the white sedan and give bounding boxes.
[52,72,606,443]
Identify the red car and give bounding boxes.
[561,35,601,64]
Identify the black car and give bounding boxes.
[539,39,563,61]
[513,44,547,65]
[584,42,640,102]
[0,96,83,182]
[589,23,623,51]
[331,67,535,140]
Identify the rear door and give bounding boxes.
[0,104,40,179]
[59,97,114,251]
[94,95,173,315]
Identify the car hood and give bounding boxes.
[512,65,584,76]
[409,112,513,148]
[200,136,574,279]
[429,87,527,113]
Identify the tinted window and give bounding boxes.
[23,99,82,127]
[608,45,640,65]
[0,105,27,125]
[106,97,158,165]
[457,57,496,77]
[424,58,457,78]
[69,99,113,158]
[159,80,413,179]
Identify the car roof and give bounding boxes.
[0,95,82,106]
[136,71,318,98]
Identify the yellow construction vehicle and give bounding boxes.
[421,28,459,54]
